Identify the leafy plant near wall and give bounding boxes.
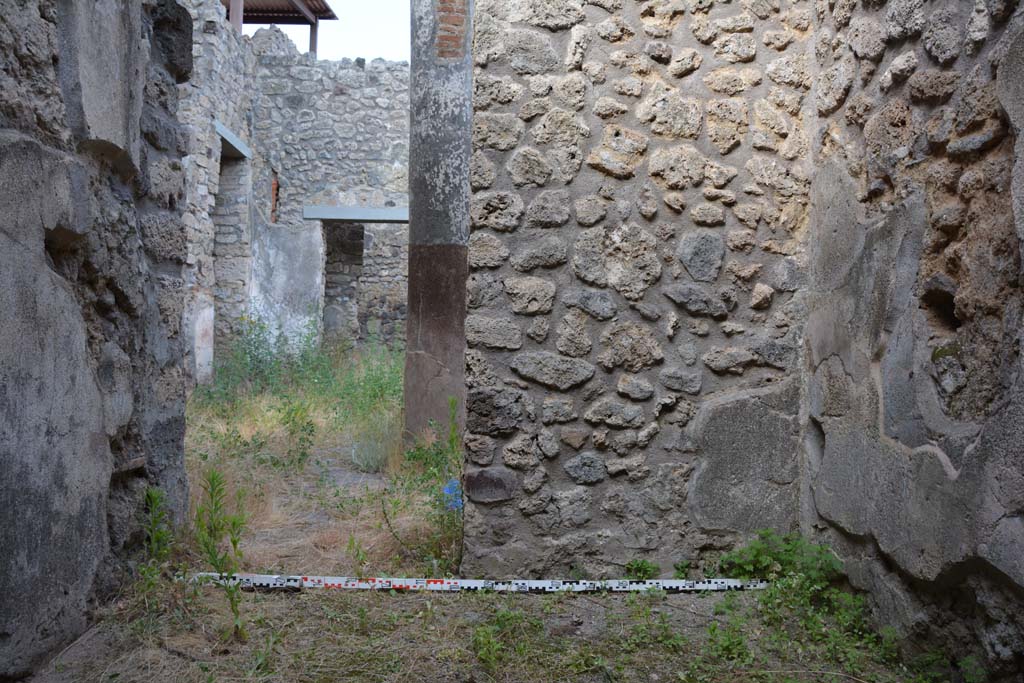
[625,558,660,581]
[383,397,464,576]
[137,487,174,610]
[195,467,248,641]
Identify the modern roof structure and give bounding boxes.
[225,0,338,24]
[222,0,337,54]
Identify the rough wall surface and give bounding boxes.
[0,0,192,676]
[805,2,1024,673]
[465,0,1024,670]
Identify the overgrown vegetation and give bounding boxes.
[42,325,987,682]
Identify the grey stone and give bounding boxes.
[511,352,597,390]
[474,113,526,150]
[465,467,519,503]
[563,453,608,484]
[466,314,523,349]
[688,382,799,531]
[678,230,726,282]
[636,83,703,139]
[506,29,560,74]
[471,191,525,232]
[703,346,758,374]
[886,0,925,40]
[510,234,568,271]
[469,232,510,269]
[817,55,856,115]
[922,9,964,65]
[465,433,496,465]
[648,144,707,189]
[668,48,703,77]
[584,397,646,428]
[659,366,703,394]
[563,288,618,320]
[574,195,608,226]
[503,434,542,470]
[556,309,593,357]
[617,374,655,401]
[713,33,757,63]
[598,322,664,372]
[848,17,886,61]
[526,189,572,227]
[542,396,578,424]
[505,276,556,315]
[586,125,649,178]
[526,0,586,29]
[703,66,762,95]
[508,147,553,186]
[706,98,749,154]
[662,283,729,319]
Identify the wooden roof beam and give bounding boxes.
[286,0,317,24]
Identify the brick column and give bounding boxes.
[404,0,473,439]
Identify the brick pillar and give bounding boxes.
[404,0,473,439]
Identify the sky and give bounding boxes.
[243,0,411,62]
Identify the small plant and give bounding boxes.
[279,398,316,467]
[718,529,843,588]
[705,615,753,666]
[388,397,464,575]
[471,609,542,670]
[625,559,659,581]
[250,630,281,675]
[672,560,691,580]
[137,487,173,607]
[195,467,248,641]
[959,655,988,683]
[143,487,173,563]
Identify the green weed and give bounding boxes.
[625,559,660,581]
[195,467,248,641]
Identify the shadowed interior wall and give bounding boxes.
[0,0,193,676]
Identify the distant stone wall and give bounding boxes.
[247,37,410,346]
[464,0,1024,672]
[178,0,257,380]
[211,155,254,347]
[179,2,411,367]
[324,222,365,339]
[359,223,409,342]
[0,0,192,676]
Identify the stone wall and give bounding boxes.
[465,0,810,576]
[465,0,1024,671]
[359,223,410,341]
[0,0,192,676]
[178,0,256,380]
[180,3,411,369]
[324,222,366,339]
[249,39,411,346]
[212,154,254,348]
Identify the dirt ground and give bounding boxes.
[28,443,924,683]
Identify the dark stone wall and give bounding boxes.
[0,0,192,677]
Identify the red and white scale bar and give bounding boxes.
[194,573,768,593]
